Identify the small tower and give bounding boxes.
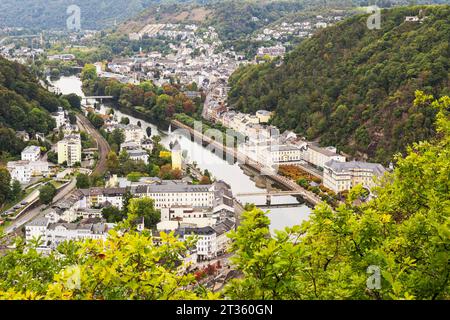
[171,140,182,171]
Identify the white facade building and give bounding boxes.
[134,183,215,209]
[303,144,346,169]
[323,160,387,193]
[7,161,32,184]
[21,146,41,162]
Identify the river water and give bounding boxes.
[50,76,312,231]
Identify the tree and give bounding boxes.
[39,184,57,205]
[0,231,215,300]
[110,129,125,147]
[81,64,98,82]
[199,176,211,185]
[120,117,130,125]
[63,93,82,110]
[102,206,124,223]
[76,174,90,189]
[106,151,119,174]
[127,172,142,182]
[0,168,11,206]
[47,151,58,164]
[126,198,161,229]
[68,111,77,125]
[10,180,22,202]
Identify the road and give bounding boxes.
[76,114,111,176]
[3,179,76,235]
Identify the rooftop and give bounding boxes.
[325,160,386,176]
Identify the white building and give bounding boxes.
[303,144,346,169]
[176,226,217,260]
[25,217,115,250]
[78,188,127,209]
[21,146,41,162]
[51,107,66,128]
[108,124,145,143]
[127,149,149,164]
[134,183,215,209]
[323,160,387,193]
[7,161,32,184]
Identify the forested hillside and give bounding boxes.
[0,0,173,30]
[0,57,58,159]
[227,5,450,163]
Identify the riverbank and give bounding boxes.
[171,119,322,207]
[50,76,312,232]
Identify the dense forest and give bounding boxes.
[0,0,176,30]
[1,92,448,300]
[227,5,450,163]
[0,56,60,160]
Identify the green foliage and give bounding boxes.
[0,231,216,300]
[0,0,163,30]
[0,167,12,207]
[82,77,202,125]
[76,174,91,189]
[126,197,161,229]
[0,56,57,158]
[62,93,82,110]
[39,183,57,205]
[228,5,450,163]
[226,94,450,300]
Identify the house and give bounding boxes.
[108,124,144,143]
[127,149,149,164]
[256,110,273,124]
[212,218,235,255]
[257,45,286,58]
[51,107,66,128]
[16,131,30,142]
[323,160,387,193]
[21,146,41,162]
[7,161,32,184]
[176,226,217,261]
[25,217,115,251]
[78,188,127,209]
[303,144,346,169]
[133,181,215,209]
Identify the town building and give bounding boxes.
[21,145,41,162]
[51,107,66,128]
[323,160,387,193]
[133,182,215,209]
[256,110,273,123]
[7,161,32,183]
[57,134,82,166]
[127,149,149,164]
[303,144,346,169]
[25,217,115,251]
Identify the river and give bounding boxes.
[50,76,312,232]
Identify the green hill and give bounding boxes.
[227,5,450,163]
[0,0,171,30]
[0,57,59,159]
